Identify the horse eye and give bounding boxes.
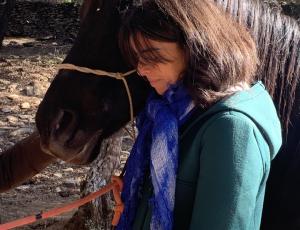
[102,102,109,112]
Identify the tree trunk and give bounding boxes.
[65,126,133,230]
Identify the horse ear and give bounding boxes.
[79,0,92,23]
[79,0,113,24]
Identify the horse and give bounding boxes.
[35,0,300,229]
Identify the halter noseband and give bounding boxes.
[57,63,136,139]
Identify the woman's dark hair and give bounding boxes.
[119,0,259,108]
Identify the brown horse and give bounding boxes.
[1,0,299,229]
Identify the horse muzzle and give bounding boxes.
[38,109,103,165]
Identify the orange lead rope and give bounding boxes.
[0,176,124,230]
[111,176,124,226]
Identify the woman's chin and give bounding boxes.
[151,84,168,95]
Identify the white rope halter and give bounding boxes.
[57,63,137,139]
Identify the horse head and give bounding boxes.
[35,0,151,164]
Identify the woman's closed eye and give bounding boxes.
[137,54,172,67]
[138,57,158,67]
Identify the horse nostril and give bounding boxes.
[51,109,77,136]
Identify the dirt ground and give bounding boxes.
[0,37,90,229]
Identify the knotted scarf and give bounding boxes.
[117,83,194,230]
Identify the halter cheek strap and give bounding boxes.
[57,63,136,139]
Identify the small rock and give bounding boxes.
[27,97,41,106]
[33,81,45,96]
[25,86,34,96]
[20,102,31,109]
[121,150,130,155]
[54,173,63,178]
[24,81,46,97]
[18,114,32,119]
[72,188,81,195]
[58,191,70,197]
[6,94,20,101]
[9,127,34,137]
[1,126,15,130]
[30,57,41,62]
[63,168,74,173]
[1,107,12,113]
[6,115,18,123]
[34,174,50,181]
[22,179,35,185]
[7,84,18,92]
[0,79,10,85]
[7,142,15,148]
[37,35,54,41]
[16,185,30,191]
[8,41,18,46]
[16,121,25,126]
[63,179,78,188]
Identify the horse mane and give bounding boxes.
[214,0,300,139]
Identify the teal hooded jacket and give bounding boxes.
[132,81,282,230]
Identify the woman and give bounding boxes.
[117,0,282,230]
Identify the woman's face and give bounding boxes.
[132,37,187,95]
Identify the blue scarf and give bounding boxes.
[117,83,194,230]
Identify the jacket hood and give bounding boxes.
[203,81,282,160]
